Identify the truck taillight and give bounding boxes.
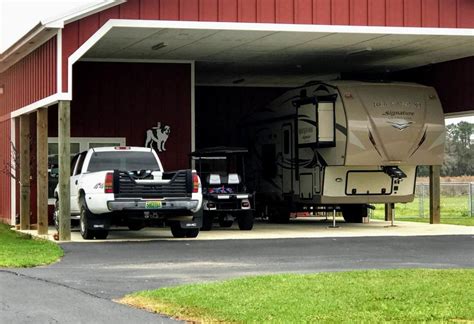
[192,173,200,193]
[104,172,114,193]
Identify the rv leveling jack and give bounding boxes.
[382,166,407,180]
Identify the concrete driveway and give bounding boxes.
[3,219,473,323]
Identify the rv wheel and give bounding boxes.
[268,205,290,224]
[341,204,367,223]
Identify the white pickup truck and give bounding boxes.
[53,146,203,240]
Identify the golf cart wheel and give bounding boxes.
[201,211,213,231]
[341,204,367,223]
[238,211,254,230]
[170,222,187,238]
[79,197,95,240]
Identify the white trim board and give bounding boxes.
[10,93,71,118]
[10,118,16,225]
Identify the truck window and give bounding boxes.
[87,151,161,172]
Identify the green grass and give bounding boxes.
[122,269,474,323]
[0,223,63,267]
[372,196,474,226]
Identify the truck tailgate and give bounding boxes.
[114,170,192,198]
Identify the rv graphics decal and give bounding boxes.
[387,120,414,131]
[145,122,171,152]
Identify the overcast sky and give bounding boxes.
[0,1,473,123]
[0,0,98,52]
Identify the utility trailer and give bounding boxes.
[191,147,255,231]
[243,81,445,223]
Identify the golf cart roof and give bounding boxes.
[190,147,248,157]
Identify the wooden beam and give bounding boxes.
[37,108,48,235]
[58,101,71,241]
[429,165,441,224]
[19,114,30,230]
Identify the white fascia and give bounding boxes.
[43,0,125,28]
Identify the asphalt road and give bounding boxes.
[2,235,473,323]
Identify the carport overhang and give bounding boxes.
[69,19,474,89]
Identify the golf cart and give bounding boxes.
[190,147,255,231]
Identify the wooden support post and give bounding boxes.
[58,101,71,241]
[429,165,441,224]
[19,114,30,230]
[384,203,393,222]
[37,108,48,235]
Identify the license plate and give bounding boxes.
[145,201,162,209]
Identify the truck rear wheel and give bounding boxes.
[94,230,109,240]
[341,204,367,223]
[201,211,213,231]
[185,228,199,238]
[170,222,186,238]
[238,211,254,230]
[79,197,95,240]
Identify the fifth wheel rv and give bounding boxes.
[244,81,445,223]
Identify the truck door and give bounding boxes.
[281,124,293,194]
[70,152,86,214]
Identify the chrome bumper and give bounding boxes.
[108,199,199,211]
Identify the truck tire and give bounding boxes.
[53,199,60,231]
[238,211,254,230]
[94,230,109,240]
[79,197,95,240]
[185,228,199,238]
[170,222,187,238]
[201,211,213,231]
[341,204,367,223]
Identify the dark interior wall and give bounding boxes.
[49,62,191,170]
[195,86,288,149]
[394,56,474,115]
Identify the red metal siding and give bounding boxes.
[0,120,11,223]
[59,0,474,92]
[55,62,191,170]
[0,37,56,117]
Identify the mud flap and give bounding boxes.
[179,210,203,229]
[89,215,111,230]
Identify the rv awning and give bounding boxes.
[79,21,474,86]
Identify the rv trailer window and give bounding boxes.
[283,130,290,155]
